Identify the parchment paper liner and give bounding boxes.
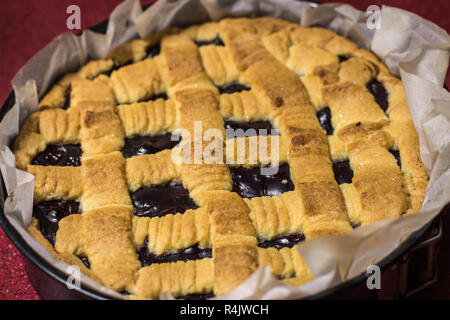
[1,0,449,300]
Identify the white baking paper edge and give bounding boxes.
[0,0,449,300]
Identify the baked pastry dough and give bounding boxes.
[13,17,428,299]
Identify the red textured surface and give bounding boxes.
[0,0,448,300]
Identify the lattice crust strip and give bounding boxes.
[139,208,211,255]
[117,99,178,136]
[132,246,313,299]
[15,16,428,299]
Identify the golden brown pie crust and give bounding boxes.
[13,17,428,299]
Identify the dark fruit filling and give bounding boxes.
[33,200,81,246]
[138,242,211,267]
[366,79,389,113]
[217,83,250,94]
[224,120,279,139]
[32,144,82,167]
[130,182,198,218]
[332,159,353,185]
[230,163,295,199]
[316,107,333,135]
[389,149,401,169]
[147,44,161,58]
[257,233,305,249]
[194,36,225,47]
[121,133,178,159]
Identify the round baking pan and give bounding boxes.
[0,6,448,300]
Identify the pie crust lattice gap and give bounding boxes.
[13,17,428,299]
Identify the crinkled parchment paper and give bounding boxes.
[1,0,449,300]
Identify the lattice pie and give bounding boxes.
[13,17,428,299]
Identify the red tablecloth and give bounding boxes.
[0,0,448,300]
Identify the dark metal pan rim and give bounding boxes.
[0,3,447,300]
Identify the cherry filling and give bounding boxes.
[121,133,179,159]
[389,149,402,169]
[102,43,162,78]
[224,120,280,139]
[147,44,161,58]
[32,144,82,167]
[194,36,225,47]
[176,293,215,300]
[130,182,198,218]
[138,238,213,299]
[366,79,389,113]
[230,163,295,199]
[351,222,361,229]
[258,233,305,249]
[103,61,132,77]
[316,107,333,135]
[217,83,251,94]
[332,159,353,185]
[102,44,161,77]
[138,92,168,103]
[33,200,81,246]
[62,86,71,110]
[338,55,351,63]
[138,241,212,267]
[78,255,91,269]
